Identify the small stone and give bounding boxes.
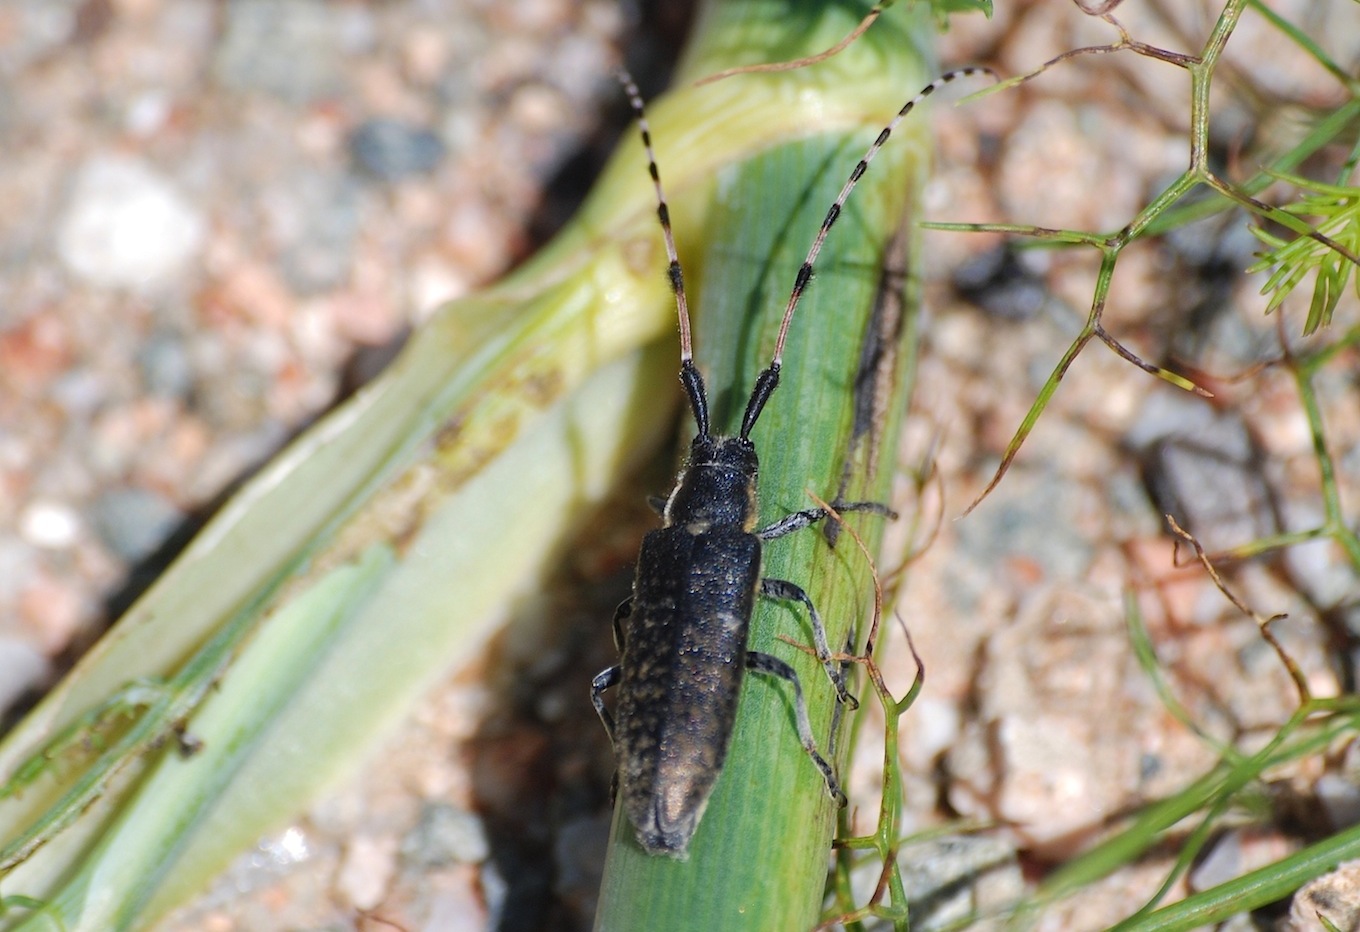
[137,330,194,398]
[419,873,489,932]
[124,89,173,137]
[401,803,490,868]
[0,312,71,394]
[50,368,109,417]
[213,0,343,104]
[1188,829,1244,891]
[56,156,205,290]
[17,571,85,652]
[553,814,609,915]
[0,538,36,603]
[0,3,78,72]
[850,834,1024,930]
[1288,859,1360,931]
[254,825,312,870]
[267,171,362,294]
[949,467,1094,609]
[90,486,184,562]
[19,499,81,549]
[944,589,1160,856]
[0,639,51,716]
[898,695,959,772]
[349,118,446,181]
[481,861,508,930]
[952,244,1048,321]
[336,833,398,911]
[1189,828,1295,893]
[1132,396,1277,554]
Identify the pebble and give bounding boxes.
[849,834,1023,930]
[553,814,610,917]
[136,330,195,399]
[948,467,1095,611]
[1131,393,1278,554]
[0,2,79,73]
[951,244,1049,321]
[4,0,623,927]
[0,638,50,714]
[0,313,71,394]
[254,825,313,872]
[944,589,1157,855]
[55,156,205,290]
[401,802,490,868]
[1288,859,1360,931]
[89,486,184,562]
[123,91,173,139]
[267,170,362,294]
[1316,772,1360,831]
[1188,828,1294,892]
[17,570,86,653]
[481,861,509,930]
[49,368,110,418]
[349,117,447,181]
[418,876,489,932]
[18,499,81,549]
[0,539,36,604]
[213,0,344,104]
[336,833,398,911]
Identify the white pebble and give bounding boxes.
[0,640,51,714]
[336,834,397,911]
[19,499,81,549]
[125,91,174,137]
[56,156,205,290]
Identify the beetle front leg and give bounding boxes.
[756,500,896,540]
[760,578,859,710]
[612,598,632,652]
[746,651,847,807]
[591,666,621,743]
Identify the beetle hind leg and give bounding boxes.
[746,650,848,807]
[591,665,621,743]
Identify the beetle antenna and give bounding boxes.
[619,70,711,440]
[739,66,996,439]
[770,66,995,367]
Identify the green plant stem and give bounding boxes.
[593,2,933,929]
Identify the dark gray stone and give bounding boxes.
[90,486,184,562]
[350,118,446,182]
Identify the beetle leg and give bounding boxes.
[761,578,859,710]
[591,666,621,743]
[612,598,633,652]
[756,499,896,540]
[746,651,847,807]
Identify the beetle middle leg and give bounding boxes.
[746,651,847,807]
[593,599,632,741]
[760,578,859,710]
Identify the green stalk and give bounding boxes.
[594,3,932,930]
[0,1,935,928]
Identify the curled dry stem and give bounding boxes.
[1165,514,1311,705]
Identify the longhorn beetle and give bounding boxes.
[592,67,988,857]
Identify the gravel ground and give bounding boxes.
[2,1,1359,930]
